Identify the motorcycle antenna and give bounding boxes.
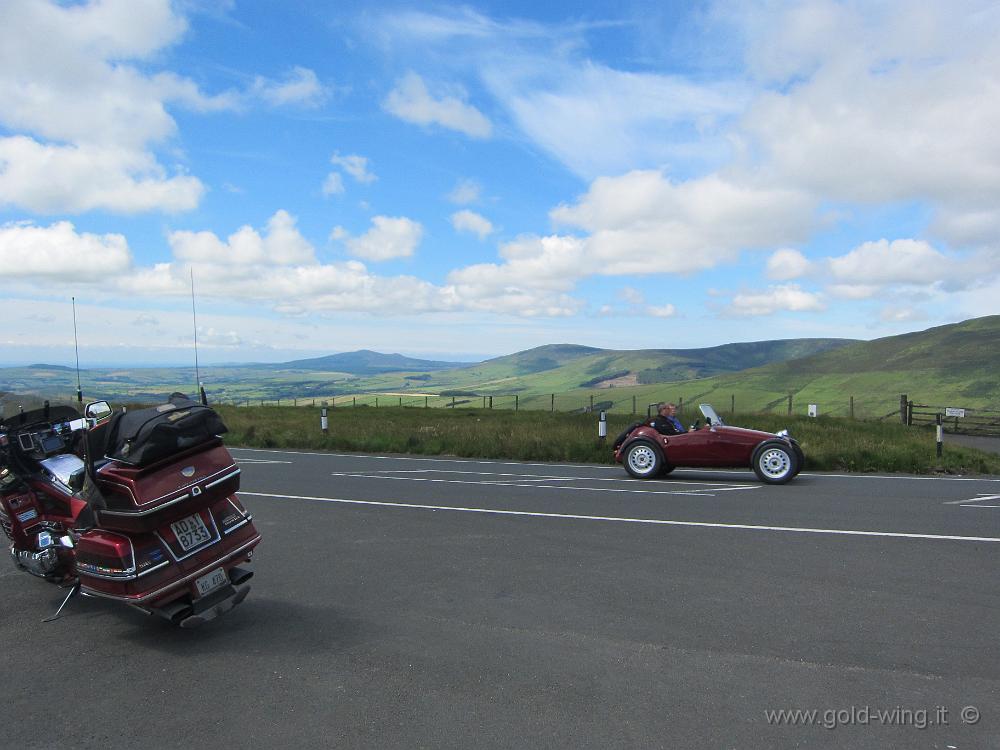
[190,268,207,405]
[72,296,83,406]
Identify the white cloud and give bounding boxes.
[447,179,482,204]
[0,0,223,214]
[329,153,377,184]
[0,220,132,281]
[0,137,204,214]
[725,284,825,317]
[333,216,424,262]
[251,66,327,108]
[169,210,316,267]
[450,210,494,239]
[879,306,925,323]
[727,0,1000,246]
[766,248,811,280]
[484,61,747,180]
[552,170,815,276]
[322,172,345,196]
[646,304,677,318]
[383,72,492,138]
[827,239,955,286]
[619,287,645,305]
[323,152,376,196]
[444,235,586,316]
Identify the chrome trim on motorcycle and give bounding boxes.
[79,535,261,604]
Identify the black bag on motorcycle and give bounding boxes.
[104,399,228,468]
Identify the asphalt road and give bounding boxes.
[3,450,999,749]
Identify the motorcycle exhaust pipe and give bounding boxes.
[152,599,194,624]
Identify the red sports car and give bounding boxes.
[613,404,804,484]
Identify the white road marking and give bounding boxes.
[241,491,1000,543]
[235,458,294,465]
[230,448,1000,482]
[329,472,723,496]
[356,468,753,488]
[944,493,1000,506]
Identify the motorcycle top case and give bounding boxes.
[95,441,241,533]
[104,399,227,468]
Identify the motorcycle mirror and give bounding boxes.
[84,401,113,421]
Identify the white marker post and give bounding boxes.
[321,406,329,434]
[599,410,607,440]
[936,413,943,458]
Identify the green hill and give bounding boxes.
[544,316,1000,418]
[2,317,997,417]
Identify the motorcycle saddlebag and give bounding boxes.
[105,399,228,468]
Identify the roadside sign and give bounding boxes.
[945,407,966,418]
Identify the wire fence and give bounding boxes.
[220,391,870,420]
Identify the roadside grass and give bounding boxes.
[215,405,1000,475]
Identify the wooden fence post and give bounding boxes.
[850,396,854,419]
[900,394,908,425]
[632,395,636,415]
[551,394,554,412]
[590,394,594,411]
[731,394,735,415]
[515,395,519,411]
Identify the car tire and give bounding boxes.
[791,443,805,476]
[623,441,662,479]
[751,441,798,484]
[659,463,675,476]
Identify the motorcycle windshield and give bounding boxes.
[699,403,724,426]
[0,395,81,429]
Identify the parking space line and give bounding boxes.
[241,491,1000,543]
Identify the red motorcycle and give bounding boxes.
[0,396,260,627]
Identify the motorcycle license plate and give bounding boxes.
[195,567,228,597]
[171,513,212,552]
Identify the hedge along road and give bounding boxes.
[2,449,998,750]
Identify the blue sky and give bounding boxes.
[2,0,999,366]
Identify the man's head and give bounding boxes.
[658,402,677,417]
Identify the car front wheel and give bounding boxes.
[751,441,798,484]
[624,442,662,479]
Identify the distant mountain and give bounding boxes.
[764,315,1000,377]
[256,349,469,375]
[27,363,77,371]
[638,315,1000,416]
[478,344,603,375]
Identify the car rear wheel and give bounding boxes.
[624,442,662,479]
[751,441,798,484]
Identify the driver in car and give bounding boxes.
[650,402,686,435]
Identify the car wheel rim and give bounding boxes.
[628,446,656,474]
[759,448,791,479]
